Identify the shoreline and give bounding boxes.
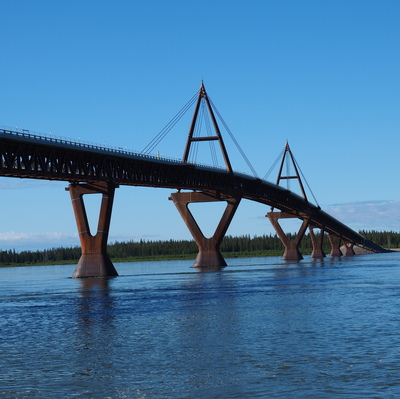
[1,248,399,268]
[0,251,279,268]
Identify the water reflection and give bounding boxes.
[310,257,326,265]
[1,255,400,397]
[70,277,118,389]
[75,278,115,348]
[78,276,112,298]
[174,270,241,390]
[194,266,225,272]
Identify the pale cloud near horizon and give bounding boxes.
[0,178,64,190]
[253,200,400,233]
[0,231,161,251]
[324,200,400,232]
[0,232,79,250]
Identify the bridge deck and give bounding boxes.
[0,128,383,252]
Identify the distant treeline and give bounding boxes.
[0,230,399,265]
[358,230,400,249]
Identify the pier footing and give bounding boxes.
[267,212,309,261]
[344,242,356,256]
[309,227,326,259]
[66,182,118,278]
[328,234,342,257]
[170,190,241,268]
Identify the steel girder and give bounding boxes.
[0,132,383,252]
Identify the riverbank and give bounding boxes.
[1,231,398,267]
[0,249,289,268]
[1,246,397,268]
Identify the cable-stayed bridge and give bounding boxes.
[0,84,387,277]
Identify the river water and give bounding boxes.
[1,253,400,398]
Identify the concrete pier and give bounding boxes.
[170,190,241,268]
[67,182,118,278]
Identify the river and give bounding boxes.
[1,253,400,398]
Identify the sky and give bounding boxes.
[1,0,400,251]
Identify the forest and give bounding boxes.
[0,230,399,266]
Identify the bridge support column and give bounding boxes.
[267,212,309,261]
[66,182,118,278]
[328,234,342,257]
[309,227,326,259]
[344,242,355,256]
[169,191,241,268]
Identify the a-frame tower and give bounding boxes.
[170,83,241,268]
[182,82,233,173]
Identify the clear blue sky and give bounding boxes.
[1,0,400,251]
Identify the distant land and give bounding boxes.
[0,231,399,267]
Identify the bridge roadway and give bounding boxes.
[0,127,385,276]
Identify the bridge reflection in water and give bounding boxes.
[0,84,387,277]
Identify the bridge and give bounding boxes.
[0,83,387,278]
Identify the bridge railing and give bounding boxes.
[0,126,147,155]
[0,126,234,174]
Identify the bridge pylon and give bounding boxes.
[182,82,233,173]
[343,241,356,256]
[169,190,241,268]
[274,141,309,204]
[172,83,242,268]
[267,211,309,261]
[267,142,313,260]
[309,226,326,258]
[328,234,342,257]
[66,182,118,278]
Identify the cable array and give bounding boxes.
[209,97,259,178]
[290,152,320,207]
[141,90,199,155]
[263,148,284,181]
